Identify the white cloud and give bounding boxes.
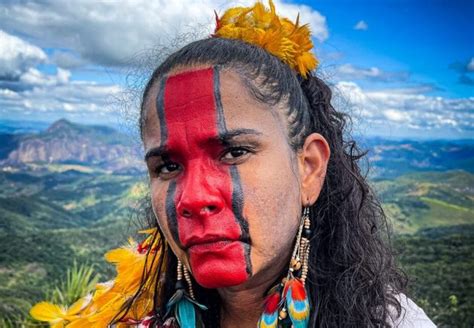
[0,88,19,98]
[0,30,47,79]
[0,30,74,95]
[339,64,382,78]
[0,0,328,67]
[335,64,409,82]
[0,31,121,123]
[51,50,87,69]
[19,67,71,86]
[383,109,410,123]
[354,20,368,31]
[271,0,328,42]
[467,57,474,72]
[370,84,438,95]
[333,80,474,136]
[0,80,122,121]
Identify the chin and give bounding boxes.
[194,266,249,289]
[188,241,251,288]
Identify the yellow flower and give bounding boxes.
[214,0,318,78]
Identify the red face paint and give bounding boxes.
[160,67,250,288]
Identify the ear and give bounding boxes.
[297,133,330,206]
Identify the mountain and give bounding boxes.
[2,119,473,177]
[2,119,144,173]
[361,138,474,179]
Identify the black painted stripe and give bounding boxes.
[229,166,249,240]
[213,66,227,134]
[156,77,167,143]
[230,166,252,275]
[213,66,252,276]
[165,180,182,248]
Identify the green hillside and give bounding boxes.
[375,170,474,233]
[0,195,85,234]
[0,166,148,324]
[0,167,472,326]
[396,225,474,326]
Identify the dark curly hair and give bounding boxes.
[115,37,407,327]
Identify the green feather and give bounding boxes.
[166,289,208,327]
[176,297,196,328]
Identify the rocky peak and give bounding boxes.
[46,119,76,133]
[4,119,143,172]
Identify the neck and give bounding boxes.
[218,285,266,328]
[217,276,278,328]
[215,246,293,327]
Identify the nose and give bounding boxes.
[178,199,223,218]
[176,169,225,219]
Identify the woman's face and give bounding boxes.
[143,66,303,289]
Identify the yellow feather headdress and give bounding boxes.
[213,0,318,78]
[30,228,165,327]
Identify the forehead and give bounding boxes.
[162,67,217,125]
[142,66,287,148]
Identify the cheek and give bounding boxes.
[150,182,166,225]
[239,159,301,266]
[150,182,183,255]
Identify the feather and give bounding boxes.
[165,289,185,317]
[30,302,67,323]
[31,228,163,327]
[285,278,310,328]
[66,294,92,316]
[213,0,318,78]
[258,290,281,328]
[166,288,207,328]
[175,297,196,328]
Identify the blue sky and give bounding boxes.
[309,0,474,98]
[0,0,472,139]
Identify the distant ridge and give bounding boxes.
[3,119,143,173]
[46,118,76,132]
[1,119,473,178]
[45,119,119,139]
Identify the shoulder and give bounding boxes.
[388,294,437,328]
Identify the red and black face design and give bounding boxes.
[152,67,251,288]
[144,66,304,291]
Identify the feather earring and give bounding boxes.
[258,284,282,328]
[284,278,310,328]
[165,259,207,328]
[257,207,312,328]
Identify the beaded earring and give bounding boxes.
[165,259,207,327]
[258,207,312,328]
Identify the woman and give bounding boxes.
[31,1,435,327]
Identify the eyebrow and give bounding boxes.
[218,128,263,146]
[144,128,262,161]
[144,145,167,161]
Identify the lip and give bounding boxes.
[185,235,238,249]
[188,239,238,254]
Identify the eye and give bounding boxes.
[221,147,251,164]
[155,161,181,178]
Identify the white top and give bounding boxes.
[389,294,437,327]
